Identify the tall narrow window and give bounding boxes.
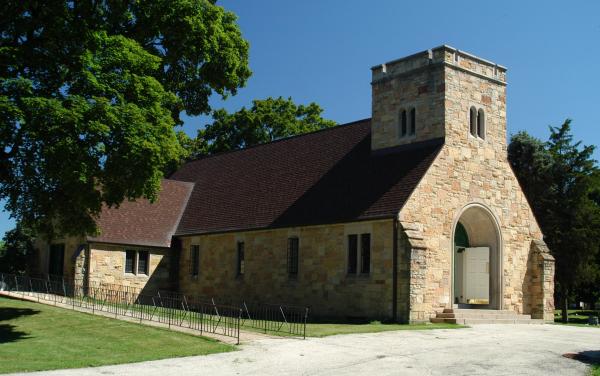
[477,109,485,139]
[409,108,416,135]
[287,237,299,277]
[400,110,407,137]
[469,107,477,137]
[125,250,136,274]
[347,234,358,274]
[137,251,149,275]
[49,244,65,276]
[190,245,200,277]
[237,241,245,277]
[360,234,371,274]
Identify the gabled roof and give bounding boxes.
[88,179,194,248]
[170,119,443,236]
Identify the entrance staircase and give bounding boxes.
[430,308,544,325]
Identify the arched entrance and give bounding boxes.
[452,204,502,309]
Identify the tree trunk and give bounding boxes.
[561,290,569,323]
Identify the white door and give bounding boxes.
[462,247,490,304]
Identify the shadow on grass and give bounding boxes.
[0,306,39,344]
[0,307,41,321]
[0,324,30,344]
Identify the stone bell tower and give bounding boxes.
[370,45,507,152]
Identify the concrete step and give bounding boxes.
[431,317,459,324]
[443,308,521,315]
[431,317,544,325]
[436,312,531,320]
[433,309,542,325]
[461,318,544,325]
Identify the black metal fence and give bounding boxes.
[0,273,241,343]
[241,302,309,338]
[0,273,309,340]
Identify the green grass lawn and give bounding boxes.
[303,321,464,337]
[64,294,463,338]
[554,309,600,328]
[0,296,235,374]
[592,365,600,376]
[242,320,464,337]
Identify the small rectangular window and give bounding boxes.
[125,250,136,274]
[137,251,149,275]
[190,245,200,277]
[237,241,245,276]
[360,234,371,274]
[287,237,299,276]
[347,234,358,274]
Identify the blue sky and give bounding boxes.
[1,0,599,238]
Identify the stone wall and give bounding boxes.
[527,240,555,321]
[178,219,395,320]
[87,243,172,292]
[33,236,85,283]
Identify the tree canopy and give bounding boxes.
[508,119,600,320]
[0,224,35,274]
[181,96,336,159]
[0,1,251,237]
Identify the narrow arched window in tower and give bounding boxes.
[477,109,485,139]
[469,107,477,137]
[399,109,407,137]
[409,108,416,136]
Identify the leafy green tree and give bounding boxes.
[189,97,336,157]
[0,224,36,274]
[508,119,600,322]
[0,1,250,238]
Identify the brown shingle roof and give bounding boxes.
[88,179,194,248]
[170,119,442,236]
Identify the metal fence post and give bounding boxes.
[14,276,20,297]
[303,307,309,339]
[62,278,67,300]
[237,308,241,345]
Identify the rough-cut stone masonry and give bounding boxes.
[372,46,554,322]
[178,220,394,319]
[87,243,171,292]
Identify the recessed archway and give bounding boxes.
[451,203,502,310]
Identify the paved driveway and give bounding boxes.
[15,324,600,376]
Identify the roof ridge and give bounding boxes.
[179,117,372,165]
